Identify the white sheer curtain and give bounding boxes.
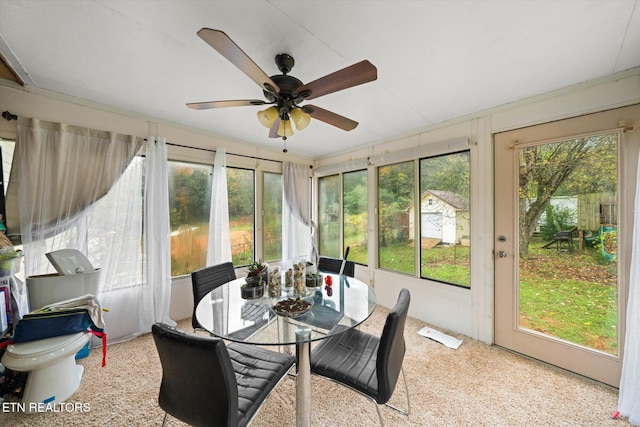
[618,149,640,425]
[282,162,317,263]
[8,117,145,343]
[90,157,145,343]
[207,148,232,265]
[206,148,231,333]
[140,136,175,331]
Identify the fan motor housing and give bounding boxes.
[275,53,294,74]
[263,74,304,103]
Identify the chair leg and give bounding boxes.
[312,370,409,426]
[383,367,411,416]
[373,401,386,427]
[162,412,168,426]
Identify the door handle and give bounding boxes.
[498,251,507,258]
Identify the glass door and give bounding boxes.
[494,104,640,386]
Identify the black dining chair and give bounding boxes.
[152,323,295,427]
[191,261,236,331]
[317,256,355,277]
[310,288,411,426]
[317,247,355,277]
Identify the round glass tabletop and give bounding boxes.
[195,273,377,346]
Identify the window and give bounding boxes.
[168,162,257,274]
[227,168,255,267]
[263,172,282,262]
[318,175,340,257]
[315,147,472,285]
[377,161,414,274]
[88,157,144,289]
[419,151,471,287]
[38,157,144,290]
[168,161,212,276]
[376,152,471,286]
[343,170,368,265]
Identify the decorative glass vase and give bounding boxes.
[293,261,306,296]
[268,266,281,298]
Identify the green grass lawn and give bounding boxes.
[343,238,368,265]
[519,240,617,354]
[378,241,470,286]
[379,242,414,274]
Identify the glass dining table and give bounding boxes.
[195,272,377,427]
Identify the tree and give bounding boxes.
[378,162,414,246]
[168,166,210,229]
[227,168,254,219]
[420,151,470,199]
[186,169,210,223]
[518,134,617,258]
[343,170,367,215]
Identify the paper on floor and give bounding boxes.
[418,326,463,349]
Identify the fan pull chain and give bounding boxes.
[282,119,288,153]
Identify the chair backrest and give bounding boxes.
[191,262,236,330]
[317,256,355,277]
[152,323,239,427]
[376,288,410,403]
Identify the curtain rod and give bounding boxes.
[2,111,17,121]
[2,110,283,164]
[160,140,283,164]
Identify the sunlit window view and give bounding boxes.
[343,170,368,265]
[168,162,256,276]
[419,151,471,287]
[263,172,282,262]
[227,168,255,267]
[318,175,340,257]
[517,133,618,354]
[168,161,212,276]
[378,161,415,274]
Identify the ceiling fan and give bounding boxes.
[187,28,377,144]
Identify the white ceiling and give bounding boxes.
[1,0,639,158]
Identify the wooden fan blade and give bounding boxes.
[297,60,377,101]
[186,100,267,110]
[302,105,358,131]
[197,28,280,94]
[269,118,280,138]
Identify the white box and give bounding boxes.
[0,290,7,334]
[26,269,101,310]
[0,279,10,325]
[26,249,101,310]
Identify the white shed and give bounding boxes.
[408,190,470,245]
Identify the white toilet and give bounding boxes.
[1,249,101,408]
[2,332,91,407]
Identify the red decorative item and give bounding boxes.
[325,275,333,286]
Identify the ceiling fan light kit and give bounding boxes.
[257,106,278,128]
[277,118,293,138]
[187,28,377,146]
[289,107,311,130]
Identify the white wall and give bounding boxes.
[169,275,194,322]
[317,68,640,344]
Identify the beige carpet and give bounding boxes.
[1,306,631,427]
